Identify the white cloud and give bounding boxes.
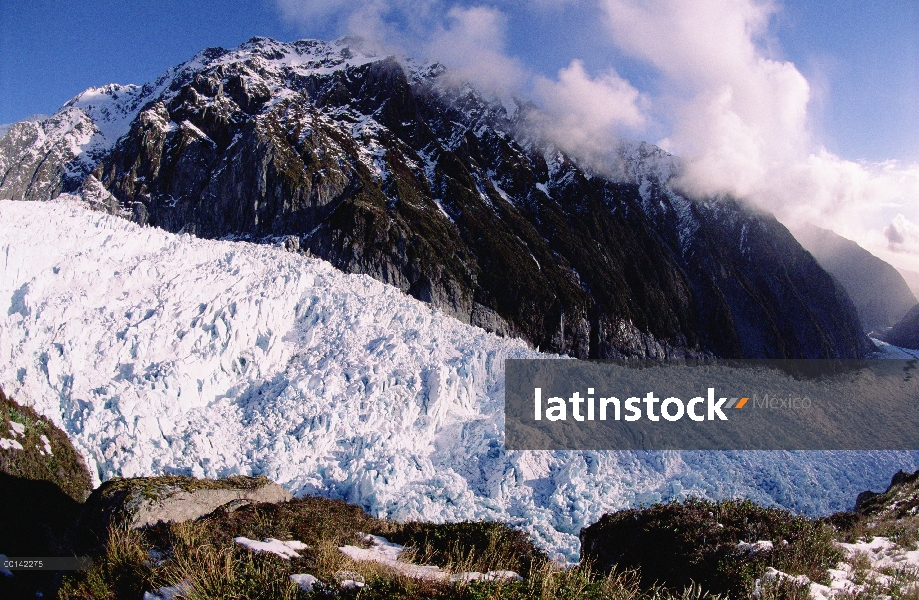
[533,59,646,156]
[425,6,526,93]
[595,0,919,271]
[885,214,919,255]
[598,0,810,198]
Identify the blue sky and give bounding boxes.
[1,0,915,163]
[1,0,918,268]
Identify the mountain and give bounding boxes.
[2,199,916,560]
[879,303,919,349]
[793,224,917,333]
[0,36,868,360]
[0,114,48,141]
[897,269,919,301]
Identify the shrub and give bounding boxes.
[580,498,842,597]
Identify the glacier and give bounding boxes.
[1,198,918,560]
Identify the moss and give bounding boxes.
[98,474,273,502]
[0,385,92,502]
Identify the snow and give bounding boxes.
[289,573,319,592]
[759,537,919,599]
[8,421,24,436]
[0,555,13,578]
[2,198,919,561]
[338,534,522,582]
[871,336,919,358]
[234,537,308,559]
[142,580,191,600]
[737,540,774,555]
[0,438,23,451]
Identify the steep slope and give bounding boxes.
[0,37,867,359]
[1,199,917,559]
[897,268,919,300]
[794,224,917,333]
[879,303,919,349]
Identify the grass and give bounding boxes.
[57,494,737,600]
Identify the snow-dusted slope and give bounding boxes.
[1,199,917,559]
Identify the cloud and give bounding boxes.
[425,6,526,93]
[594,0,919,271]
[275,1,524,94]
[597,0,810,198]
[885,214,919,255]
[533,60,646,156]
[275,0,919,269]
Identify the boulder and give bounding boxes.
[76,475,291,549]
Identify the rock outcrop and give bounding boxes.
[76,475,291,548]
[880,303,919,350]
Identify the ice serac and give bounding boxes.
[0,36,868,359]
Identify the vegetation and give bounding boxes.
[0,385,93,502]
[0,386,94,599]
[4,387,919,599]
[55,491,738,600]
[581,498,842,598]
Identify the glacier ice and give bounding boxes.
[1,198,917,560]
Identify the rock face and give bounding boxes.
[794,224,917,333]
[880,303,919,350]
[853,469,919,515]
[0,36,869,359]
[76,475,291,547]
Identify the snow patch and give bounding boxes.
[290,573,319,592]
[234,537,308,560]
[339,534,521,582]
[0,438,23,451]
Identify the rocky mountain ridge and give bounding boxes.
[793,224,917,334]
[0,36,868,359]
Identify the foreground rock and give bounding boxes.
[76,474,292,548]
[0,387,94,599]
[853,468,919,516]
